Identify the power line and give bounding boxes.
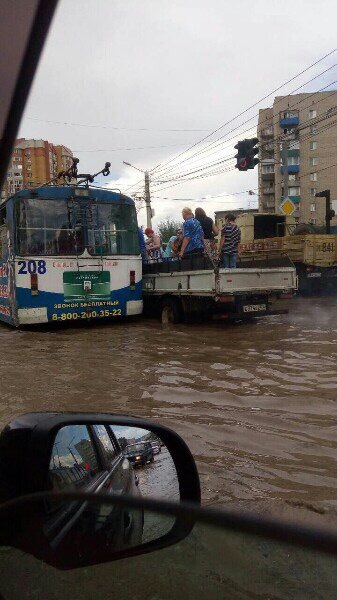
[73,142,191,153]
[150,49,336,177]
[299,160,337,179]
[151,120,337,194]
[25,116,211,133]
[152,107,337,188]
[154,83,337,179]
[152,65,337,180]
[152,189,258,200]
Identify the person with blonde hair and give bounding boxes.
[179,207,204,259]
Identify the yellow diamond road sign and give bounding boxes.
[280,197,296,216]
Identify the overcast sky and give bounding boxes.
[19,0,337,227]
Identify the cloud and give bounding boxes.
[19,0,337,228]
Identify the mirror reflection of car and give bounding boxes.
[125,441,154,466]
[0,412,201,570]
[46,423,144,562]
[150,440,161,455]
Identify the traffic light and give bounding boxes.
[234,137,259,171]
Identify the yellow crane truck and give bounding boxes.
[219,213,337,295]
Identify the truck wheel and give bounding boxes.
[161,298,182,324]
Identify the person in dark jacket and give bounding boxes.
[218,213,241,268]
[195,207,219,260]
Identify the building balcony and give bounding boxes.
[281,165,300,174]
[287,149,299,158]
[288,140,300,150]
[261,127,273,137]
[279,111,299,128]
[261,158,275,164]
[280,116,299,128]
[264,143,275,151]
[261,172,275,181]
[263,186,275,194]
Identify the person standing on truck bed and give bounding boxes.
[145,227,163,262]
[179,208,204,258]
[218,213,241,268]
[195,207,219,260]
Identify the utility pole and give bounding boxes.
[144,170,152,228]
[123,161,152,228]
[315,189,332,233]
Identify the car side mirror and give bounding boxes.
[0,412,200,570]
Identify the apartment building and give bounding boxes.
[257,92,337,225]
[1,138,73,201]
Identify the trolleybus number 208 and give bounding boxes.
[18,260,47,275]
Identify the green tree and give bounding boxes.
[157,217,182,244]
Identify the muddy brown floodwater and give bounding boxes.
[0,297,336,599]
[1,296,337,518]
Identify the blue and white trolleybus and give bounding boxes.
[0,184,142,326]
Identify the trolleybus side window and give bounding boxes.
[0,206,7,259]
[88,203,139,256]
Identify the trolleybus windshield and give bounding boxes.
[14,198,139,257]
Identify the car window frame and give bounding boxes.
[90,424,123,471]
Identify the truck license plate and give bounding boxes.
[307,272,321,278]
[243,304,267,313]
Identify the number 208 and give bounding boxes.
[18,260,47,274]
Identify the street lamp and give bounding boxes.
[123,161,145,174]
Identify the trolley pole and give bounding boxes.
[144,170,152,228]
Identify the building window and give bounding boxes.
[309,157,317,166]
[310,218,317,225]
[310,141,317,150]
[282,111,298,119]
[288,174,297,181]
[310,204,316,212]
[289,187,300,196]
[310,126,317,134]
[262,165,275,174]
[310,188,317,196]
[287,156,300,165]
[310,172,317,181]
[309,110,317,118]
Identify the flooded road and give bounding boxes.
[0,296,337,599]
[1,296,336,520]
